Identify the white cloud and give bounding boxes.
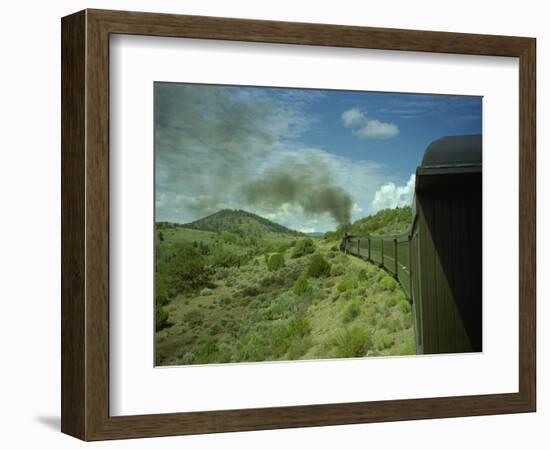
[341,108,366,127]
[355,119,400,139]
[371,174,415,213]
[341,108,399,139]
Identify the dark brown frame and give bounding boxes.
[61,9,536,441]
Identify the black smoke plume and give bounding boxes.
[240,157,353,226]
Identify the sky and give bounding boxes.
[155,82,482,233]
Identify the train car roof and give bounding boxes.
[415,134,481,192]
[419,134,481,172]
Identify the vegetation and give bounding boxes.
[306,254,331,278]
[267,253,285,271]
[291,238,316,258]
[324,206,412,241]
[154,208,415,366]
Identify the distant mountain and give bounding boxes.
[183,209,302,237]
[306,232,324,238]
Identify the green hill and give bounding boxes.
[325,206,412,240]
[183,209,302,237]
[349,206,412,236]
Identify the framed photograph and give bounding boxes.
[61,9,536,440]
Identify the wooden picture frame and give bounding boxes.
[61,9,536,441]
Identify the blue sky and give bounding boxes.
[155,83,481,232]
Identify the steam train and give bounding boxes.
[340,135,482,355]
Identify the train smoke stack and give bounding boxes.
[240,156,353,227]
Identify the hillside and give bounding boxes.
[183,209,302,237]
[349,206,412,236]
[324,206,412,240]
[154,207,416,366]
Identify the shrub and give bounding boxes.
[287,316,311,338]
[394,335,416,356]
[184,309,204,328]
[155,306,169,331]
[221,231,238,244]
[267,253,285,271]
[331,264,346,276]
[380,275,397,291]
[357,268,367,282]
[332,327,372,358]
[388,318,402,332]
[155,273,169,307]
[220,296,232,306]
[179,352,196,365]
[287,336,313,360]
[375,332,395,350]
[293,273,311,296]
[401,313,413,329]
[165,244,211,294]
[397,298,411,314]
[239,285,261,297]
[306,255,331,278]
[237,331,270,362]
[291,238,316,258]
[342,297,363,323]
[267,300,289,320]
[212,251,242,268]
[337,277,358,292]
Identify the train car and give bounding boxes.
[339,134,482,356]
[411,134,482,354]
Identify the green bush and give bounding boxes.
[394,335,416,356]
[331,264,346,276]
[184,309,204,328]
[401,313,413,329]
[337,277,358,292]
[220,296,232,306]
[165,244,211,294]
[237,331,270,362]
[155,273,169,306]
[357,268,367,282]
[306,255,331,278]
[293,273,311,296]
[397,298,411,314]
[212,251,242,268]
[375,332,395,350]
[332,327,372,358]
[287,336,313,360]
[287,316,311,338]
[267,300,288,320]
[380,275,397,291]
[342,297,363,323]
[291,238,316,258]
[221,231,239,244]
[155,306,169,331]
[179,352,196,365]
[267,253,285,271]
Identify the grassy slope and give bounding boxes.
[155,209,415,366]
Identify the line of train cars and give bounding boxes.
[341,134,482,355]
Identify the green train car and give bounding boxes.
[341,134,482,355]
